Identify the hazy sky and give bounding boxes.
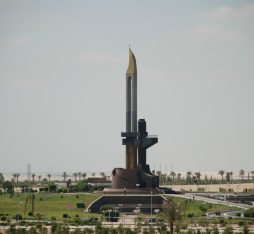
[0,0,254,174]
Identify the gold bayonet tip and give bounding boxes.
[127,48,137,74]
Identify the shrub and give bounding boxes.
[238,220,245,226]
[28,211,33,216]
[199,205,208,213]
[244,208,254,218]
[187,213,194,218]
[222,226,233,234]
[1,216,6,221]
[76,203,85,208]
[15,213,22,221]
[63,213,69,219]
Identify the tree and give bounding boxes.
[12,173,17,183]
[218,170,225,181]
[194,172,201,184]
[38,175,42,182]
[32,173,36,183]
[177,173,181,184]
[170,171,176,184]
[73,173,78,182]
[3,181,14,194]
[222,226,233,234]
[78,172,81,181]
[91,172,96,177]
[251,171,254,181]
[242,224,249,234]
[0,173,4,184]
[186,171,192,184]
[100,172,106,178]
[226,172,231,183]
[229,171,233,181]
[16,173,20,183]
[62,172,67,182]
[47,174,51,181]
[160,197,182,234]
[239,169,245,181]
[81,173,87,180]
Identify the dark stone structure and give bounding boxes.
[112,119,159,189]
[111,49,159,190]
[88,194,167,213]
[87,49,163,214]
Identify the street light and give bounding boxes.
[150,190,153,223]
[154,209,160,227]
[136,184,140,194]
[118,204,123,227]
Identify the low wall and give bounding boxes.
[168,183,254,193]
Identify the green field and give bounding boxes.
[0,193,101,221]
[172,197,242,217]
[0,193,245,224]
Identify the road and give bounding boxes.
[166,193,253,210]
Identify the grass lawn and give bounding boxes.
[172,197,243,217]
[0,193,101,221]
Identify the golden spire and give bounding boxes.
[127,48,137,74]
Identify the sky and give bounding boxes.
[0,0,254,174]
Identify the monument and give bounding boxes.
[88,49,166,213]
[111,49,159,190]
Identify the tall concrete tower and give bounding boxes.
[111,48,159,190]
[125,49,137,169]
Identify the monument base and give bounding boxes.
[87,193,168,214]
[112,166,159,189]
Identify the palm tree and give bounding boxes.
[218,170,225,182]
[251,171,254,181]
[16,174,20,183]
[38,175,42,182]
[186,171,192,184]
[47,174,51,181]
[12,173,17,183]
[194,172,201,184]
[229,171,233,181]
[100,172,106,178]
[62,172,67,182]
[226,172,231,183]
[78,172,81,181]
[177,173,181,184]
[160,197,182,234]
[81,173,87,180]
[73,173,78,182]
[239,169,245,181]
[32,173,36,183]
[91,172,96,177]
[170,171,176,184]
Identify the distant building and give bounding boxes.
[87,177,111,187]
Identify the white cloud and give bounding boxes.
[194,25,246,40]
[208,4,254,22]
[10,34,32,47]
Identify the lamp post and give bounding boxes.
[154,209,160,228]
[136,184,140,194]
[118,204,123,226]
[150,190,153,223]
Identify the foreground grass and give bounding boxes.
[0,193,101,221]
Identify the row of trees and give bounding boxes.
[7,171,108,184]
[156,169,254,185]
